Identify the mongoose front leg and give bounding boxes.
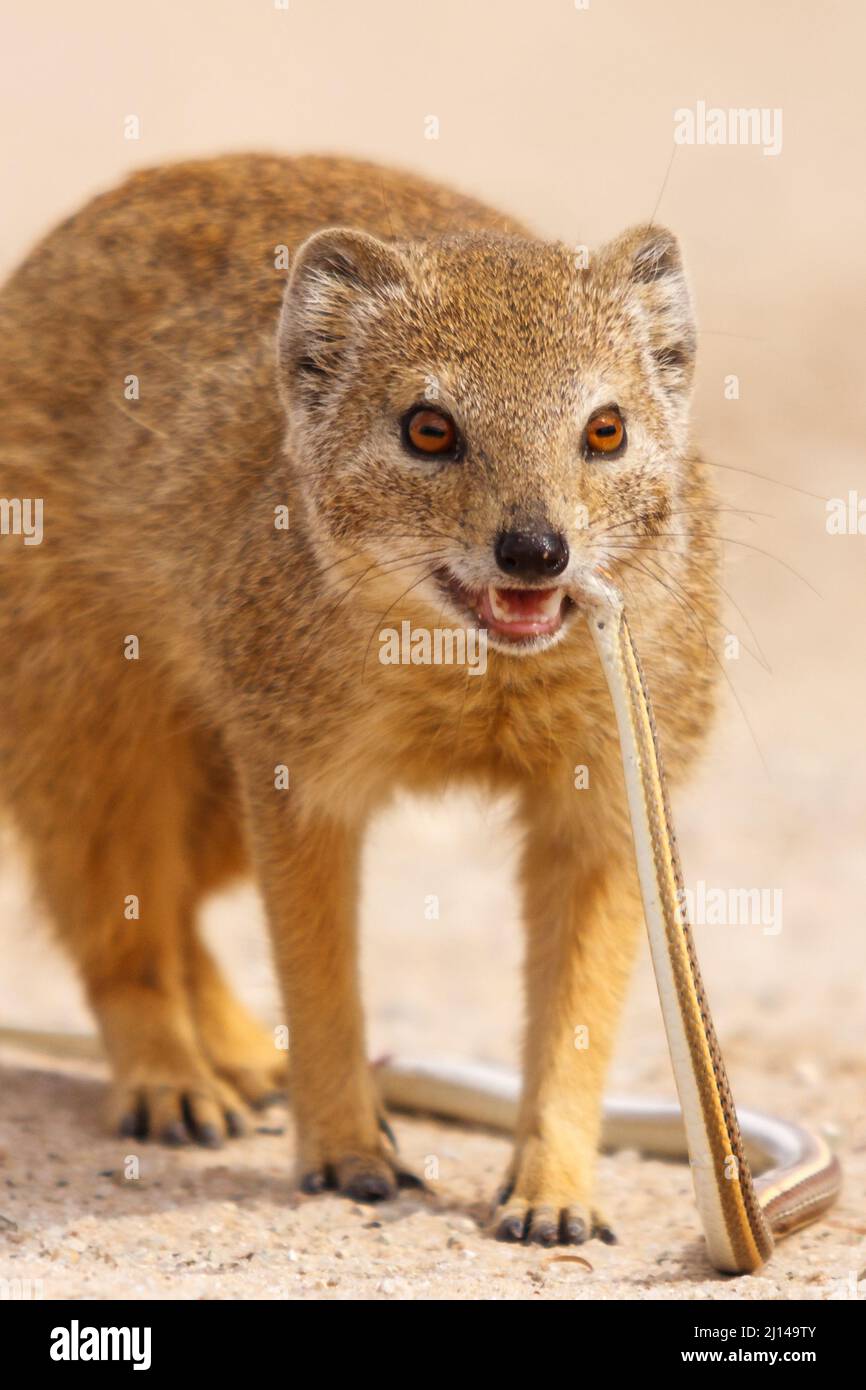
[494,812,642,1245]
[254,809,414,1201]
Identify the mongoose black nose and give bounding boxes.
[494,530,570,580]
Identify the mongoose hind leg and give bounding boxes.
[39,858,254,1148]
[179,754,289,1110]
[17,700,255,1148]
[183,932,288,1110]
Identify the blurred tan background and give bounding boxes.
[1,0,864,1298]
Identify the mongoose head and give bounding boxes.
[278,223,696,656]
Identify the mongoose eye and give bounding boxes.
[585,408,626,457]
[402,407,460,459]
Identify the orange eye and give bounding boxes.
[586,409,625,456]
[404,408,458,457]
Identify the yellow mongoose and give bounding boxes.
[0,154,717,1246]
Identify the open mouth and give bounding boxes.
[433,568,576,648]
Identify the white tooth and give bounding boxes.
[536,589,565,620]
[488,584,510,621]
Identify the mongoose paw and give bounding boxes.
[94,984,260,1148]
[297,1149,425,1203]
[492,1190,617,1247]
[108,1070,251,1149]
[490,1143,617,1247]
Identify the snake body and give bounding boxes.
[0,590,840,1273]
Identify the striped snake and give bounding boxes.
[0,586,840,1273]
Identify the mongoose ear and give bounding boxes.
[602,224,696,397]
[278,228,408,406]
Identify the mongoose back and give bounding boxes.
[0,154,718,1245]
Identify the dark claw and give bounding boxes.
[593,1222,617,1245]
[225,1110,245,1138]
[396,1167,426,1191]
[119,1101,148,1140]
[159,1120,189,1147]
[195,1123,224,1150]
[378,1113,398,1150]
[495,1214,525,1243]
[529,1220,559,1247]
[299,1170,328,1194]
[561,1214,588,1245]
[342,1170,395,1203]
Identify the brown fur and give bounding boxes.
[0,154,718,1241]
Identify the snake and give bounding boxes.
[0,585,840,1273]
